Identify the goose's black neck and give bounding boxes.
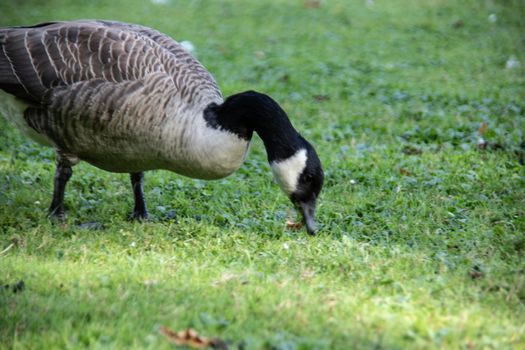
[204,91,304,162]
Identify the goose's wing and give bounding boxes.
[93,20,222,102]
[0,20,221,106]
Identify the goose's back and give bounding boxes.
[0,20,228,173]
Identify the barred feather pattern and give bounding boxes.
[0,20,249,178]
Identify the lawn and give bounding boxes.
[1,0,524,349]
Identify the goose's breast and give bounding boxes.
[165,118,250,180]
[195,125,250,179]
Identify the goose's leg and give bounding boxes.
[49,153,76,220]
[130,172,148,220]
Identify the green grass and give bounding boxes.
[1,0,524,349]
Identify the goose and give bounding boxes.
[0,20,324,234]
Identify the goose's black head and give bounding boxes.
[211,91,324,234]
[270,137,324,235]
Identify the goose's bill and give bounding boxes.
[297,198,317,235]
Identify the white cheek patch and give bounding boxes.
[271,148,307,195]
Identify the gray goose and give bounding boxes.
[0,20,324,234]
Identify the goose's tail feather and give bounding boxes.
[0,30,22,97]
[0,28,52,145]
[0,28,26,100]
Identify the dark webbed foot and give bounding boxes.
[129,210,148,221]
[130,172,148,221]
[48,209,67,222]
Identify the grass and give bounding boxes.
[1,0,524,348]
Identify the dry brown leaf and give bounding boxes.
[160,327,228,349]
[478,122,488,135]
[286,220,303,230]
[469,268,485,280]
[303,0,322,8]
[402,145,422,155]
[399,167,412,176]
[312,94,330,102]
[469,270,484,279]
